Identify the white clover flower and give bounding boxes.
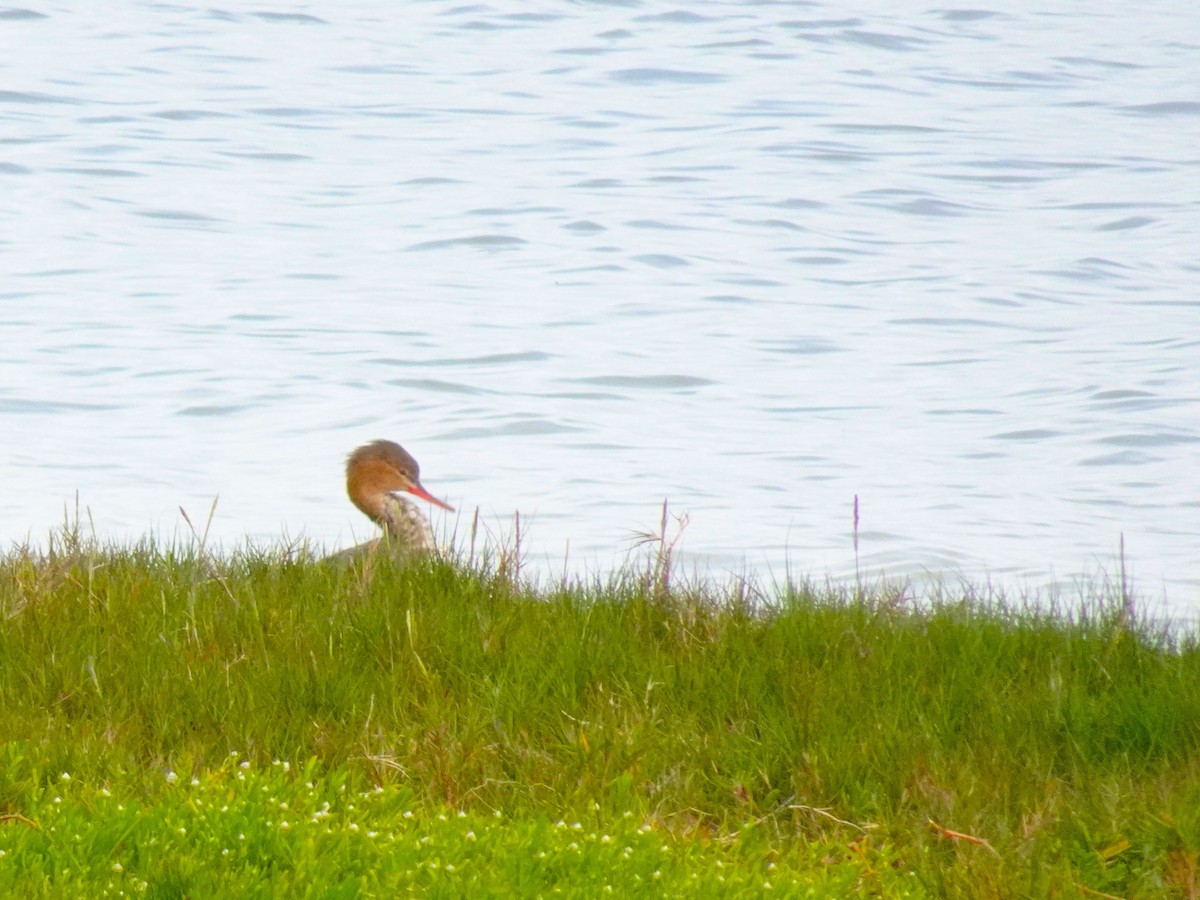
[403,810,413,819]
[60,772,71,782]
[165,771,178,785]
[112,863,123,873]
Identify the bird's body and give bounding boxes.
[335,439,453,559]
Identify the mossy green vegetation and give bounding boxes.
[0,526,1197,897]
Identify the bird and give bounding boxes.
[337,439,453,558]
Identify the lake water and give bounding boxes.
[1,3,1197,611]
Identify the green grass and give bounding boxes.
[1,524,1198,897]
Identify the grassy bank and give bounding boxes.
[0,528,1198,897]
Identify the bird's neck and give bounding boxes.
[373,493,436,553]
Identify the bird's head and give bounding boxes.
[346,439,454,515]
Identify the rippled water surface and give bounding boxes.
[2,4,1197,607]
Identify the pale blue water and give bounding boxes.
[1,3,1197,609]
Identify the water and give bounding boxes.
[1,3,1197,609]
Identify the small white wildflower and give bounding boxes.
[375,786,384,794]
[571,822,582,831]
[60,772,71,782]
[116,804,124,811]
[437,813,447,821]
[403,810,414,819]
[536,850,546,859]
[238,833,245,841]
[763,882,772,890]
[767,862,776,872]
[54,797,62,804]
[348,823,359,832]
[178,827,187,836]
[239,760,249,770]
[623,810,632,818]
[568,842,579,851]
[221,848,229,856]
[465,830,476,841]
[282,761,290,772]
[165,771,178,785]
[367,830,377,838]
[273,759,281,767]
[280,821,290,830]
[190,778,200,787]
[600,834,611,844]
[457,810,466,818]
[493,809,501,818]
[100,787,111,797]
[220,805,228,812]
[445,864,456,873]
[592,801,599,811]
[279,802,288,810]
[112,863,123,873]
